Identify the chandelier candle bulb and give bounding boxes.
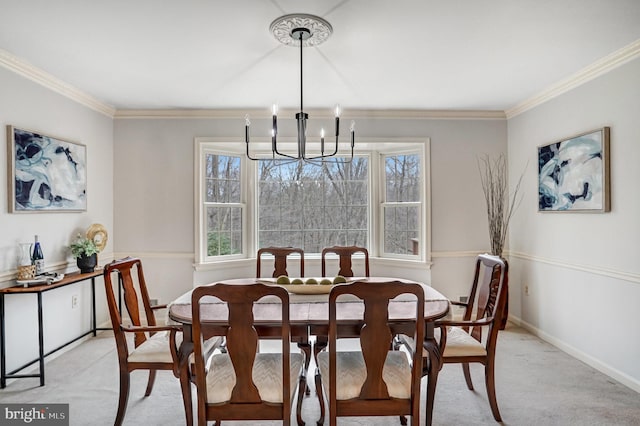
[244,115,250,144]
[272,104,278,142]
[351,121,355,147]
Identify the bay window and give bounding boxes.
[195,139,429,265]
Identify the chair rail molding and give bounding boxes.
[509,251,640,285]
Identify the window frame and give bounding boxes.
[195,137,430,266]
[377,145,429,260]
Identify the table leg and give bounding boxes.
[37,292,45,386]
[296,339,312,396]
[91,277,97,336]
[1,294,6,388]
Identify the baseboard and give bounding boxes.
[508,315,640,394]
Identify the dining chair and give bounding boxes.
[256,246,305,278]
[103,257,190,426]
[400,253,508,422]
[190,282,306,426]
[321,245,370,278]
[315,280,425,426]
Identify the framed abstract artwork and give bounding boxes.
[7,126,87,212]
[538,127,610,212]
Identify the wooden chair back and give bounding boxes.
[320,280,424,424]
[321,245,370,277]
[190,282,303,426]
[431,253,508,421]
[104,257,160,365]
[457,254,508,348]
[103,257,189,426]
[256,246,304,278]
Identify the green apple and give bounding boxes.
[305,278,318,285]
[333,275,347,284]
[276,275,290,284]
[319,278,333,285]
[291,278,304,285]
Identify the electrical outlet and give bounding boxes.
[149,298,159,306]
[524,285,529,296]
[71,294,79,309]
[459,296,468,303]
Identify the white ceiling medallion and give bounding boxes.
[269,13,333,47]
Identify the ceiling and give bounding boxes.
[1,0,639,114]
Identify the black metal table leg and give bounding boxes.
[37,292,45,386]
[1,294,6,388]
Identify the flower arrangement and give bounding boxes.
[70,234,99,259]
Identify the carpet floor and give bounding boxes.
[1,324,638,425]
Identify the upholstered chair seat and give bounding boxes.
[317,350,412,400]
[403,327,488,359]
[206,352,305,404]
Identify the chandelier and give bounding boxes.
[244,14,355,164]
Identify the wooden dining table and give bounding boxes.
[168,277,450,426]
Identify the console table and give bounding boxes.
[0,270,106,388]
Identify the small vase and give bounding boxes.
[77,253,97,273]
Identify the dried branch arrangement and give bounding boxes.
[478,154,525,257]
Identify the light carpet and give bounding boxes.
[1,324,638,425]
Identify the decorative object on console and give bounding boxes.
[6,125,87,212]
[538,127,610,212]
[17,242,36,280]
[244,14,355,165]
[86,223,108,252]
[31,234,45,275]
[69,233,99,273]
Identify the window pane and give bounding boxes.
[385,154,420,202]
[383,205,419,255]
[207,206,242,256]
[258,157,368,253]
[205,154,241,203]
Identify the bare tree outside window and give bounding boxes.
[258,157,368,253]
[205,153,242,256]
[383,154,421,255]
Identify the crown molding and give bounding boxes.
[4,36,638,122]
[506,39,640,119]
[114,108,505,120]
[0,48,116,118]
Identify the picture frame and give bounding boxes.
[538,127,610,212]
[7,125,87,212]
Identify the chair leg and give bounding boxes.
[115,371,130,426]
[399,415,407,425]
[314,369,325,426]
[296,373,307,426]
[179,368,193,426]
[485,362,502,422]
[462,362,474,390]
[144,369,157,396]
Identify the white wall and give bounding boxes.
[0,67,114,375]
[113,115,507,305]
[507,57,640,391]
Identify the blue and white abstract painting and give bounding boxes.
[9,126,87,212]
[538,128,609,212]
